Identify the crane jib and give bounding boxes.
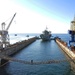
[6,13,16,31]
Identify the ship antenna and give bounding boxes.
[46,26,48,30]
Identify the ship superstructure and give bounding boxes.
[40,27,51,41]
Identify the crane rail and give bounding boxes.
[0,55,75,65]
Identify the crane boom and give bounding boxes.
[6,13,16,31]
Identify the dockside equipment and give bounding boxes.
[0,13,16,48]
[68,16,75,46]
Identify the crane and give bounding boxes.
[0,13,16,48]
[68,16,75,46]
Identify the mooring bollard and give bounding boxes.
[31,60,33,65]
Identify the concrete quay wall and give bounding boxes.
[1,37,36,56]
[0,37,36,67]
[56,38,75,60]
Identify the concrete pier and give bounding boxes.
[0,37,36,67]
[56,38,75,59]
[55,38,75,71]
[55,37,75,71]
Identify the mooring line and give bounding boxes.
[0,55,75,65]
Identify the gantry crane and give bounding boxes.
[0,13,16,48]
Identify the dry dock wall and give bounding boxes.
[55,38,75,71]
[0,37,36,67]
[1,37,36,55]
[56,38,75,60]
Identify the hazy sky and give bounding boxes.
[0,0,75,33]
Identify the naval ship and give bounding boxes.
[40,27,51,41]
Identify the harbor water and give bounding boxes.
[0,34,75,75]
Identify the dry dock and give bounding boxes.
[0,37,36,67]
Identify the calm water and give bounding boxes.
[0,34,75,75]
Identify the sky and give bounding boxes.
[0,0,75,34]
